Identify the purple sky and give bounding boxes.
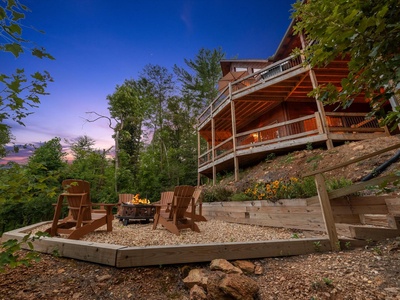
[1,0,295,163]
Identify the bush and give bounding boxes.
[203,186,233,202]
[230,192,252,201]
[244,176,352,202]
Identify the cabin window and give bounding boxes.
[234,67,248,72]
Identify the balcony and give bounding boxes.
[198,112,387,174]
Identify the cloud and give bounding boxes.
[180,1,193,33]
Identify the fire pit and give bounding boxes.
[117,203,156,226]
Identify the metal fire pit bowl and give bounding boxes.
[116,203,156,226]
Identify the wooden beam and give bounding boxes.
[315,173,340,251]
[115,238,331,267]
[303,144,400,177]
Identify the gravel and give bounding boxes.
[33,219,313,247]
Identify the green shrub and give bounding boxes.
[230,192,252,201]
[244,176,352,202]
[203,186,233,202]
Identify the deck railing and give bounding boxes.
[236,113,320,150]
[325,112,386,134]
[198,55,304,127]
[199,113,320,167]
[198,112,387,168]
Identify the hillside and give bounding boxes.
[218,135,400,194]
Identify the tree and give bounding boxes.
[139,64,176,172]
[174,47,225,111]
[0,0,54,157]
[66,135,96,160]
[292,0,400,128]
[27,137,67,175]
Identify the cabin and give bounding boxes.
[197,19,396,185]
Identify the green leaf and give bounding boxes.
[4,43,23,57]
[377,5,388,18]
[12,10,25,21]
[7,23,22,35]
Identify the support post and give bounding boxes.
[197,130,201,186]
[314,173,340,251]
[309,69,333,149]
[211,118,216,186]
[230,83,239,182]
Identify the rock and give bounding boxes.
[210,258,243,274]
[254,265,264,275]
[233,260,255,274]
[183,269,209,289]
[190,284,207,300]
[207,271,231,300]
[352,145,365,151]
[219,273,259,300]
[96,274,112,282]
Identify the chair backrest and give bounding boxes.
[62,179,91,221]
[160,191,174,207]
[192,187,203,205]
[169,185,195,219]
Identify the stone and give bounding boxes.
[96,274,112,282]
[206,271,231,300]
[183,269,209,289]
[219,273,259,300]
[210,258,243,274]
[254,265,264,275]
[352,145,365,151]
[190,284,207,300]
[233,260,255,274]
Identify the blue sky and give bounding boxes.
[1,0,295,163]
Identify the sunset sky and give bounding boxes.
[1,0,295,163]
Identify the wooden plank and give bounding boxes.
[360,214,389,227]
[331,196,387,206]
[333,214,361,224]
[315,173,340,251]
[303,143,400,177]
[350,226,400,241]
[331,205,388,215]
[387,216,400,229]
[386,198,400,215]
[115,238,330,268]
[246,206,322,214]
[1,223,123,267]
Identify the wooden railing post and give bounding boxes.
[314,173,340,251]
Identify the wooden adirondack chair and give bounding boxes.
[46,179,115,240]
[153,191,174,213]
[152,185,199,235]
[184,187,207,222]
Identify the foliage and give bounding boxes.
[244,176,352,202]
[230,192,252,202]
[27,137,67,175]
[202,185,233,202]
[174,47,225,109]
[0,232,47,273]
[292,0,400,128]
[0,0,54,157]
[244,177,316,202]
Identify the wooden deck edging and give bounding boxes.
[1,221,365,268]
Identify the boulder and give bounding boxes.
[233,260,255,274]
[210,258,243,274]
[183,269,209,289]
[219,273,259,300]
[190,284,207,300]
